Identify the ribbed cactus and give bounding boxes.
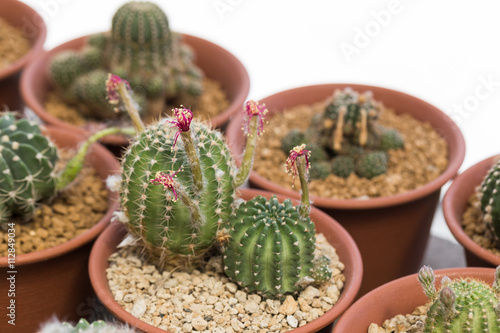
[0,112,133,224]
[39,318,136,333]
[49,1,203,121]
[107,75,265,267]
[417,266,500,333]
[223,145,331,298]
[478,159,500,247]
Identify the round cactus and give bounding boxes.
[331,155,355,178]
[417,266,500,333]
[378,128,404,151]
[355,151,387,179]
[39,318,136,333]
[281,129,306,155]
[309,161,331,180]
[478,159,500,247]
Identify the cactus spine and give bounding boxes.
[478,159,500,247]
[223,145,331,298]
[417,266,500,333]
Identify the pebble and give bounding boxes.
[279,296,298,315]
[286,315,298,328]
[192,317,208,331]
[131,298,146,318]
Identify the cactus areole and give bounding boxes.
[478,159,500,248]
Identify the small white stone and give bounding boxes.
[192,317,208,331]
[230,318,244,332]
[244,300,259,314]
[234,290,247,303]
[182,323,192,332]
[225,283,238,294]
[286,315,299,328]
[131,298,146,318]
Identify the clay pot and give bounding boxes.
[0,126,120,333]
[21,33,249,147]
[332,267,496,333]
[0,0,46,111]
[443,155,500,267]
[226,84,465,297]
[89,189,363,333]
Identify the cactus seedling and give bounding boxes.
[223,144,332,298]
[0,112,133,224]
[107,74,266,268]
[477,159,500,248]
[417,266,500,333]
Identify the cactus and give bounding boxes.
[354,151,387,179]
[0,112,133,224]
[309,161,331,180]
[281,129,306,155]
[378,128,404,151]
[478,159,500,247]
[107,75,265,268]
[49,1,203,121]
[416,266,500,333]
[39,318,136,333]
[223,144,331,298]
[331,155,355,178]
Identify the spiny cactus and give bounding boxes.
[331,155,355,178]
[478,159,500,248]
[355,151,387,179]
[223,144,332,298]
[0,112,133,224]
[106,75,265,268]
[39,318,136,333]
[417,266,500,333]
[49,1,203,121]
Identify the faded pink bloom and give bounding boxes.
[106,73,131,105]
[150,169,181,201]
[167,107,193,147]
[285,144,311,182]
[243,100,268,136]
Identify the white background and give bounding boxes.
[19,0,500,243]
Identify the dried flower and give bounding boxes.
[106,73,131,105]
[167,107,193,146]
[285,144,311,185]
[150,169,181,201]
[243,100,268,136]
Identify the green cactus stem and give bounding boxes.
[417,266,500,333]
[39,318,136,333]
[478,159,500,247]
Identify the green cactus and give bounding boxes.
[478,159,500,248]
[107,75,265,268]
[417,266,500,333]
[0,112,133,224]
[281,129,306,155]
[224,145,331,298]
[378,127,404,151]
[309,161,331,180]
[331,155,355,178]
[49,1,203,121]
[355,151,387,179]
[40,318,136,333]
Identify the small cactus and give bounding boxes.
[331,155,355,178]
[281,129,306,156]
[417,266,500,333]
[49,1,203,121]
[378,128,404,151]
[478,159,500,247]
[309,161,331,180]
[223,144,331,298]
[39,318,136,333]
[354,151,387,179]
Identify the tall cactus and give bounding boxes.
[223,145,332,298]
[107,74,265,268]
[478,159,500,248]
[417,266,500,333]
[49,1,203,121]
[0,112,133,224]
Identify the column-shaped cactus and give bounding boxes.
[107,74,266,268]
[417,266,500,333]
[223,145,332,298]
[478,159,500,248]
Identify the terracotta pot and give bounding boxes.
[89,188,363,333]
[21,33,249,147]
[443,155,500,267]
[332,267,496,333]
[226,84,466,297]
[0,126,120,333]
[0,0,46,111]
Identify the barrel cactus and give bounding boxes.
[49,1,203,121]
[223,144,332,298]
[39,318,136,333]
[417,266,500,332]
[0,112,132,224]
[107,75,265,268]
[478,159,500,248]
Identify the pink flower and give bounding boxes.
[150,169,181,201]
[243,100,268,136]
[167,107,193,147]
[106,73,131,105]
[285,144,311,181]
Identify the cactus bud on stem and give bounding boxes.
[285,144,311,218]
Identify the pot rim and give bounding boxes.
[89,188,363,333]
[20,32,249,144]
[443,154,500,266]
[226,83,466,210]
[0,126,120,266]
[0,0,47,80]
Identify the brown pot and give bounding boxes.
[443,155,500,267]
[332,267,496,333]
[89,188,363,333]
[0,0,46,111]
[226,84,465,297]
[21,33,249,146]
[0,126,120,333]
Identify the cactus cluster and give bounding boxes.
[417,266,500,332]
[39,318,136,333]
[49,1,203,121]
[477,159,500,248]
[280,88,404,179]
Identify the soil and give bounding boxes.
[0,150,108,256]
[367,305,428,333]
[106,234,345,333]
[461,193,500,257]
[0,18,31,70]
[254,101,449,200]
[44,78,230,129]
